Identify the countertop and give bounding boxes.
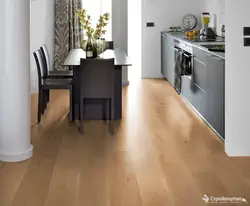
[161,31,225,59]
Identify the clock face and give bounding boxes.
[183,14,197,31]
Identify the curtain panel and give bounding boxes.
[54,0,83,71]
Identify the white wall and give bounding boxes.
[204,0,225,35]
[141,0,205,78]
[225,0,250,156]
[30,0,55,94]
[112,0,129,85]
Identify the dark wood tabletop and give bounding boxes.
[63,49,132,67]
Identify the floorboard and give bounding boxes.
[1,79,250,206]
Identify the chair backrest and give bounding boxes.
[40,44,50,76]
[107,41,114,49]
[76,58,115,99]
[33,49,46,87]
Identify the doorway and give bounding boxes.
[128,0,141,82]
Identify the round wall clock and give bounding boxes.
[183,14,197,31]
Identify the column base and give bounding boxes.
[122,80,129,86]
[0,145,33,162]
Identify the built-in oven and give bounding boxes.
[172,40,194,80]
[172,39,181,64]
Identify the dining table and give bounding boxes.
[63,48,132,120]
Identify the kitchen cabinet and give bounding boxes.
[161,33,175,86]
[181,76,207,119]
[183,46,225,140]
[161,33,166,77]
[192,47,208,91]
[182,47,208,120]
[160,32,225,140]
[206,53,225,139]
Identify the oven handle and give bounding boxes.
[172,46,181,52]
[183,52,194,58]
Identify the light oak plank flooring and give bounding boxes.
[1,79,250,206]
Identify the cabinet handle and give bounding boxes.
[208,54,224,61]
[183,53,193,58]
[184,75,192,80]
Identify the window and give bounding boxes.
[81,0,112,41]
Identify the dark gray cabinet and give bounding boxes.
[182,46,225,140]
[181,76,207,118]
[193,47,208,91]
[206,54,225,139]
[161,33,167,77]
[182,47,208,120]
[160,33,225,140]
[161,33,175,86]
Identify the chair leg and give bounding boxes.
[79,97,84,134]
[43,90,47,111]
[103,99,107,123]
[109,98,114,135]
[38,90,43,123]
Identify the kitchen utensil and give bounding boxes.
[200,27,216,38]
[221,25,225,38]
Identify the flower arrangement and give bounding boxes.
[76,9,110,39]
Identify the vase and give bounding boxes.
[81,38,109,57]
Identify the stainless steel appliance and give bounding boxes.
[200,12,216,38]
[221,25,225,38]
[172,40,194,79]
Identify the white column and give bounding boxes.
[0,0,33,162]
[112,0,129,86]
[225,0,250,156]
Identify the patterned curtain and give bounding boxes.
[54,0,83,71]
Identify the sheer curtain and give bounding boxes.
[81,0,112,41]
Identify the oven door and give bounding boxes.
[182,51,193,79]
[172,46,181,64]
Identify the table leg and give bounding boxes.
[115,66,122,120]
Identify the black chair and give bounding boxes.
[33,49,74,123]
[40,44,73,78]
[77,58,115,134]
[107,41,114,49]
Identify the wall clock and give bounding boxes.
[183,14,197,31]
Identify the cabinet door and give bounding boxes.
[161,33,166,77]
[206,54,225,139]
[165,35,175,86]
[182,76,207,119]
[193,47,208,91]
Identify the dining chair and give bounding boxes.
[40,44,73,78]
[107,41,114,49]
[77,58,115,134]
[33,49,74,123]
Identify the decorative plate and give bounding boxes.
[183,14,197,31]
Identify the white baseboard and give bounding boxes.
[122,80,130,86]
[0,145,33,162]
[141,76,164,79]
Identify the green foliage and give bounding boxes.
[76,9,110,39]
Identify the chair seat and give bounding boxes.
[41,78,72,90]
[48,70,73,78]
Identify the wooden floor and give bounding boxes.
[1,79,250,206]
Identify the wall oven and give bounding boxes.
[172,40,193,79]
